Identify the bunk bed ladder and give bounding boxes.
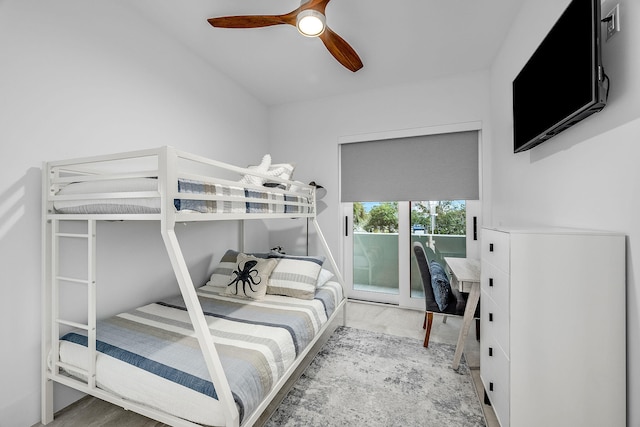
[48,219,98,390]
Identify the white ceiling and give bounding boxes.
[123,0,526,106]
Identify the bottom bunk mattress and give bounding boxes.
[55,281,343,426]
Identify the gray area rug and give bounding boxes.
[265,326,485,427]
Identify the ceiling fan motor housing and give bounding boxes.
[296,9,326,37]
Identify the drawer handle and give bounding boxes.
[489,347,493,357]
[489,382,494,392]
[489,243,494,252]
[489,278,494,287]
[489,313,494,322]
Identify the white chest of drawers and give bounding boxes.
[480,227,626,427]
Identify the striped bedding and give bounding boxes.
[57,281,342,425]
[175,179,310,214]
[53,178,311,215]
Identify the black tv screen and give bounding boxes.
[513,0,608,153]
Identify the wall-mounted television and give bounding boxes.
[512,0,608,153]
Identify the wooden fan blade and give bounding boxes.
[301,0,332,14]
[208,0,331,29]
[318,27,363,72]
[207,14,295,29]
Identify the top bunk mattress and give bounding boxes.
[52,178,312,215]
[45,147,314,218]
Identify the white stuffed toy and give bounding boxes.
[239,154,285,186]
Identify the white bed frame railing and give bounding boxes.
[41,146,347,427]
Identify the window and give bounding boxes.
[348,200,467,303]
[352,202,399,295]
[410,201,466,298]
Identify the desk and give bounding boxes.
[444,257,480,293]
[444,257,480,370]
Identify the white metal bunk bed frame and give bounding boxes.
[41,146,347,427]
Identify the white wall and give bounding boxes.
[0,1,269,425]
[267,70,492,278]
[489,0,640,424]
[6,0,636,424]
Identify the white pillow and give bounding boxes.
[264,163,296,189]
[267,256,324,300]
[53,178,160,214]
[207,250,241,287]
[316,268,335,288]
[270,163,295,180]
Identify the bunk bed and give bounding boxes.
[41,146,347,427]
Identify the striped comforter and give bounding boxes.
[53,178,312,215]
[175,179,311,214]
[59,282,342,424]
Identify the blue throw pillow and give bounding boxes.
[430,261,452,311]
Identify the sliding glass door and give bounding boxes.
[339,125,481,308]
[409,200,468,300]
[350,202,400,303]
[344,200,472,309]
[344,202,403,304]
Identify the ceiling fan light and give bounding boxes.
[296,9,326,37]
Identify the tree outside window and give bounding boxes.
[412,201,466,235]
[353,201,465,235]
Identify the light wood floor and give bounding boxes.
[34,301,498,427]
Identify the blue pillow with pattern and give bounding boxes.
[430,261,452,311]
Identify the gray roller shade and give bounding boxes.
[340,131,479,202]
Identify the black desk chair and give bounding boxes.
[413,241,480,347]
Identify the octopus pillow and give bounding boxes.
[225,253,277,300]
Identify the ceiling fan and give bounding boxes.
[207,0,363,72]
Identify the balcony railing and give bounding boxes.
[353,232,466,296]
